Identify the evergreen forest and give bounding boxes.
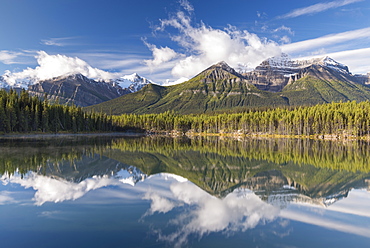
[112,100,370,138]
[0,89,114,133]
[2,89,370,138]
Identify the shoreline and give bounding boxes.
[0,132,145,140]
[150,130,370,141]
[1,130,369,141]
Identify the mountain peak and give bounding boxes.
[198,61,242,79]
[211,61,237,74]
[319,56,350,74]
[59,73,89,81]
[111,73,153,93]
[257,54,350,75]
[215,61,230,67]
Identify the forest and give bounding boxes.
[112,100,370,138]
[2,88,370,138]
[0,89,113,133]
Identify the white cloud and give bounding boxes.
[3,51,119,85]
[0,50,22,65]
[147,9,282,80]
[279,0,364,19]
[273,25,295,35]
[281,27,370,74]
[41,37,75,47]
[179,0,194,12]
[162,77,189,86]
[143,40,180,68]
[295,47,370,74]
[281,27,370,55]
[279,36,291,44]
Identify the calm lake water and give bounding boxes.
[0,135,370,248]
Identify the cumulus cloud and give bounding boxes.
[279,0,364,19]
[162,77,189,86]
[3,51,118,85]
[146,7,282,80]
[144,181,279,247]
[143,40,180,68]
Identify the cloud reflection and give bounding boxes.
[143,180,279,247]
[0,191,15,205]
[0,169,145,206]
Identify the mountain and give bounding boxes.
[86,61,288,114]
[86,57,370,114]
[243,54,364,92]
[26,73,129,107]
[111,73,152,93]
[0,72,153,107]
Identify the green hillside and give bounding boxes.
[282,76,370,105]
[85,63,370,115]
[86,83,167,115]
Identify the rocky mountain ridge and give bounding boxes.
[86,56,370,114]
[0,72,153,107]
[2,54,370,109]
[243,54,368,92]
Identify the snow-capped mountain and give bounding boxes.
[0,71,155,107]
[0,71,153,92]
[110,73,153,93]
[258,53,350,75]
[244,53,362,92]
[0,73,37,89]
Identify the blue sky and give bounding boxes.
[1,0,369,84]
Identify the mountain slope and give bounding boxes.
[281,64,370,105]
[86,83,167,114]
[1,71,154,107]
[27,73,129,107]
[86,62,289,114]
[86,57,370,115]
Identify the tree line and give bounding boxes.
[0,89,114,133]
[2,88,370,138]
[112,100,370,137]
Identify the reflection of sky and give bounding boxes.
[1,171,370,247]
[280,189,370,239]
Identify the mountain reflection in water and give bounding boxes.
[0,136,370,248]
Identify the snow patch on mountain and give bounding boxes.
[0,70,154,94]
[260,53,351,75]
[0,51,155,94]
[111,73,153,93]
[0,71,37,89]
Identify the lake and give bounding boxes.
[0,135,369,248]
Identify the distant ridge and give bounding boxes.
[0,72,154,107]
[86,56,370,115]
